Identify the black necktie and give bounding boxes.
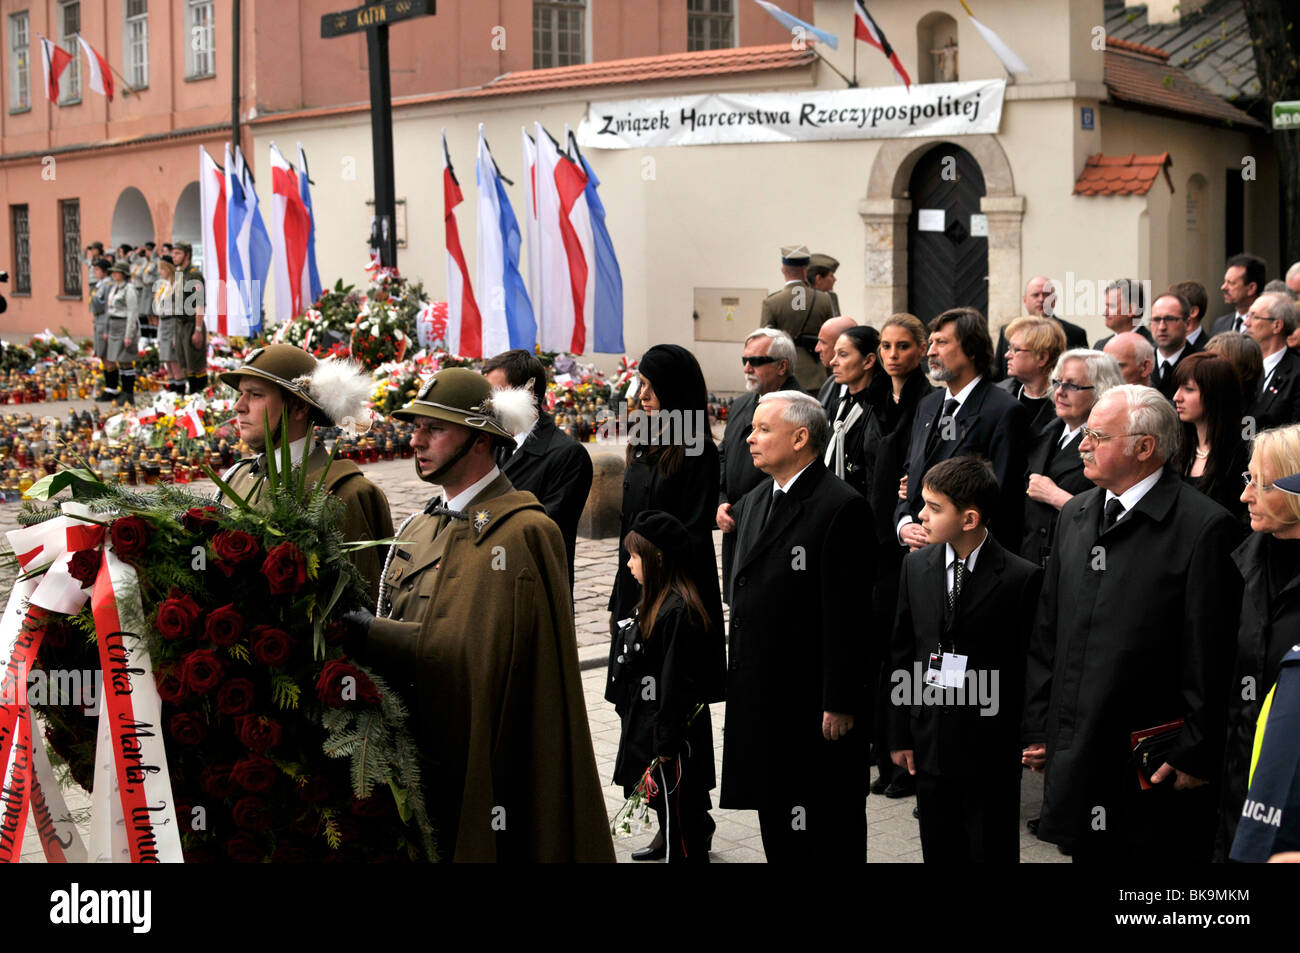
[1103,497,1126,531]
[765,489,787,530]
[926,398,959,456]
[1234,316,1244,333]
[948,558,967,613]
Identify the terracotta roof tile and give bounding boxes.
[1073,152,1172,196]
[250,45,816,126]
[1104,37,1263,129]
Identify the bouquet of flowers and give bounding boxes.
[22,443,436,863]
[350,297,409,370]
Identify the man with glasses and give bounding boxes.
[1244,293,1300,430]
[718,328,800,599]
[1022,385,1242,862]
[1149,292,1202,400]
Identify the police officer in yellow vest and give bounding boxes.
[216,343,394,602]
[761,244,834,393]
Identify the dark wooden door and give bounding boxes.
[907,144,988,324]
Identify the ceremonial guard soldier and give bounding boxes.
[103,261,140,406]
[345,367,615,862]
[172,242,209,395]
[217,344,393,602]
[762,244,835,393]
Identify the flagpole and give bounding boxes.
[812,45,856,88]
[851,8,858,85]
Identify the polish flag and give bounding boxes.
[198,146,228,335]
[39,36,73,103]
[534,125,580,354]
[176,406,204,439]
[76,35,113,100]
[521,128,542,323]
[853,1,911,89]
[269,142,312,322]
[442,131,482,358]
[563,126,594,355]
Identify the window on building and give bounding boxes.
[688,0,735,51]
[60,200,81,296]
[10,206,31,294]
[58,1,80,102]
[186,0,214,79]
[8,13,30,112]
[533,0,585,69]
[124,0,149,89]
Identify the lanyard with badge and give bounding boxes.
[926,557,969,688]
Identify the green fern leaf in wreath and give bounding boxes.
[271,676,301,710]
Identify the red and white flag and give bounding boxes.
[38,35,73,103]
[534,124,589,354]
[198,146,228,336]
[269,143,312,322]
[521,128,542,322]
[176,405,204,439]
[442,131,482,358]
[853,1,911,89]
[75,35,113,100]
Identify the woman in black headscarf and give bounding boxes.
[606,344,724,859]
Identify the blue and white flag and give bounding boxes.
[476,124,537,355]
[753,0,838,49]
[297,143,323,307]
[577,152,623,353]
[225,144,272,335]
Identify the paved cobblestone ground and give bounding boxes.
[6,398,1064,863]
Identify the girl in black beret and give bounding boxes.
[610,510,716,862]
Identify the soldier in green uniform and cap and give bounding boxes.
[761,244,835,393]
[103,261,140,406]
[344,367,615,863]
[217,343,394,603]
[171,242,209,395]
[807,252,841,317]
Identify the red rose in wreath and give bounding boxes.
[315,658,381,707]
[225,832,263,863]
[250,625,294,668]
[200,764,236,799]
[182,650,224,695]
[232,796,273,831]
[168,713,206,746]
[204,604,245,647]
[262,541,308,595]
[108,515,150,561]
[237,714,283,753]
[182,506,220,535]
[155,591,202,641]
[155,666,189,705]
[67,550,101,589]
[216,677,255,716]
[212,530,262,577]
[230,755,278,793]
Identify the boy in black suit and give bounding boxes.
[890,455,1043,862]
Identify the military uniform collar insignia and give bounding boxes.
[473,509,491,533]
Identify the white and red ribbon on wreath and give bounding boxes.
[0,502,182,863]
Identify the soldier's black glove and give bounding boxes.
[340,607,375,656]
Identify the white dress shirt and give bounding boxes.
[1103,469,1163,524]
[446,465,501,513]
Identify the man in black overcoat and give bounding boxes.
[1245,293,1300,431]
[484,349,594,592]
[716,328,800,601]
[896,307,1029,553]
[1022,385,1243,862]
[721,390,871,863]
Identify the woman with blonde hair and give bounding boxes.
[1221,424,1300,855]
[998,316,1068,435]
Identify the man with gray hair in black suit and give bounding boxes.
[721,389,872,862]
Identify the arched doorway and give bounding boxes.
[906,143,988,322]
[173,181,202,264]
[111,187,155,247]
[861,134,1021,328]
